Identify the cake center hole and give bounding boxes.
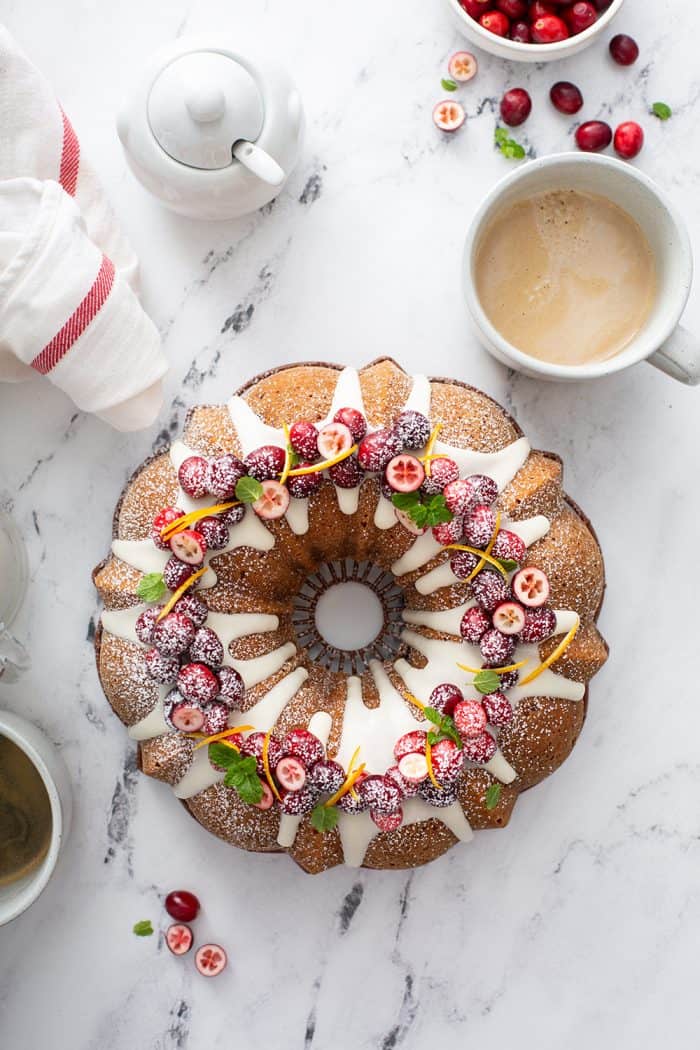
[314,582,384,651]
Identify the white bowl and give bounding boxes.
[444,0,626,62]
[0,710,72,925]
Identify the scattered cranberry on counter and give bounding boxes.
[500,87,532,126]
[550,81,584,114]
[609,33,639,65]
[165,889,200,923]
[575,119,613,152]
[166,923,193,956]
[195,944,228,978]
[614,120,644,159]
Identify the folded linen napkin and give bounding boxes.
[0,27,167,430]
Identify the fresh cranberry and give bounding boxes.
[281,728,325,767]
[189,626,224,668]
[177,662,220,704]
[152,611,196,656]
[520,606,557,643]
[287,467,324,499]
[500,88,532,127]
[196,515,229,551]
[333,407,367,442]
[163,556,196,592]
[509,20,531,42]
[614,120,644,159]
[480,628,516,666]
[450,550,479,580]
[460,605,491,643]
[151,507,185,550]
[471,570,511,614]
[357,429,402,472]
[244,445,286,482]
[165,889,200,923]
[432,517,464,546]
[421,457,459,495]
[531,14,569,43]
[481,691,514,728]
[462,731,497,763]
[480,10,510,35]
[207,453,246,499]
[564,1,597,33]
[550,80,584,114]
[329,453,364,488]
[178,456,209,499]
[135,606,162,645]
[575,120,613,152]
[217,666,245,706]
[609,33,639,65]
[428,683,463,716]
[394,410,431,450]
[464,505,497,548]
[491,529,526,563]
[529,1,555,18]
[459,0,491,17]
[144,648,179,684]
[288,421,320,460]
[173,593,208,627]
[496,0,527,16]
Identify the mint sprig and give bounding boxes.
[392,492,453,529]
[311,803,339,833]
[651,101,672,121]
[209,742,263,805]
[424,706,462,748]
[441,78,458,92]
[136,573,166,602]
[497,558,519,572]
[133,919,154,936]
[484,783,502,811]
[473,669,502,695]
[286,444,301,467]
[495,126,525,160]
[235,476,264,503]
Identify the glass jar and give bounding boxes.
[0,510,28,628]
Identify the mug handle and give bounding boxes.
[647,325,700,386]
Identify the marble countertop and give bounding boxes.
[2,0,699,1046]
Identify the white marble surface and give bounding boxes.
[1,0,700,1046]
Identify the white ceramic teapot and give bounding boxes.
[117,37,304,220]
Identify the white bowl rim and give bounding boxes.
[0,711,64,925]
[463,152,694,380]
[446,0,626,57]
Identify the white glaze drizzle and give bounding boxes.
[100,605,278,648]
[432,435,530,491]
[391,531,444,577]
[402,600,476,637]
[128,685,171,741]
[374,495,397,530]
[336,486,360,516]
[285,498,310,536]
[277,710,332,848]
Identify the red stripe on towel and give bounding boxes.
[31,255,115,375]
[59,109,80,197]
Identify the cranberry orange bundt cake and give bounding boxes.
[93,358,608,873]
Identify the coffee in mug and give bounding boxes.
[0,735,52,887]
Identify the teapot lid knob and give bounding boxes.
[185,85,226,124]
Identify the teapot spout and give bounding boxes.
[232,140,285,186]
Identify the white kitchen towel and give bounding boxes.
[0,26,167,430]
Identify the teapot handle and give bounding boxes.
[232,140,285,187]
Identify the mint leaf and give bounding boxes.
[495,126,525,160]
[392,492,420,512]
[427,730,440,746]
[311,803,339,833]
[497,558,519,572]
[651,101,672,120]
[133,919,153,936]
[424,495,452,527]
[441,78,458,92]
[136,573,166,603]
[286,445,301,467]
[235,476,264,503]
[473,669,501,695]
[208,742,239,770]
[424,707,462,747]
[484,783,502,810]
[424,707,442,727]
[392,492,452,529]
[222,752,263,805]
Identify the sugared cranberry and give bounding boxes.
[609,33,639,65]
[564,1,597,34]
[429,739,465,784]
[151,507,185,550]
[370,807,403,832]
[289,421,320,460]
[575,120,613,152]
[462,731,497,763]
[135,606,162,645]
[244,445,286,482]
[145,647,179,684]
[358,774,402,815]
[531,14,569,43]
[189,626,224,668]
[454,699,488,739]
[460,605,491,644]
[337,787,369,813]
[165,889,200,923]
[421,457,459,495]
[491,529,526,563]
[520,606,557,643]
[496,668,519,690]
[394,730,428,762]
[178,456,209,499]
[614,120,644,159]
[163,556,196,592]
[201,700,229,735]
[217,666,245,706]
[550,81,584,114]
[307,759,345,795]
[287,467,323,499]
[482,691,514,728]
[500,88,532,127]
[419,781,458,808]
[509,20,531,42]
[281,786,317,816]
[466,474,498,506]
[254,781,275,810]
[357,429,402,472]
[152,611,196,656]
[432,517,464,546]
[429,683,463,716]
[443,478,477,516]
[480,628,516,666]
[173,593,208,627]
[177,662,220,704]
[394,410,431,450]
[333,407,367,443]
[281,728,325,767]
[471,570,510,613]
[464,505,497,548]
[451,550,479,580]
[220,504,245,527]
[207,453,246,498]
[169,529,207,566]
[496,0,527,17]
[197,516,229,551]
[385,764,420,798]
[480,10,510,35]
[241,731,284,775]
[329,454,364,488]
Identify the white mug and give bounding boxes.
[463,153,700,386]
[0,710,72,925]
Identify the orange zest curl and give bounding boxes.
[161,502,239,540]
[284,443,358,478]
[262,731,282,801]
[156,566,208,621]
[193,725,255,751]
[519,618,580,685]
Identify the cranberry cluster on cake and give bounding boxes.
[94,358,608,873]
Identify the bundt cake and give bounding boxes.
[93,358,608,873]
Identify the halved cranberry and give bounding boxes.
[394,730,428,762]
[385,454,425,493]
[275,755,307,791]
[492,600,526,635]
[252,480,290,520]
[195,943,227,977]
[512,566,550,607]
[169,529,207,566]
[317,422,353,460]
[333,407,367,442]
[166,923,193,955]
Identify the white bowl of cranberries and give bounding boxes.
[446,0,625,61]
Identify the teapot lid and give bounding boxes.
[147,50,264,170]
